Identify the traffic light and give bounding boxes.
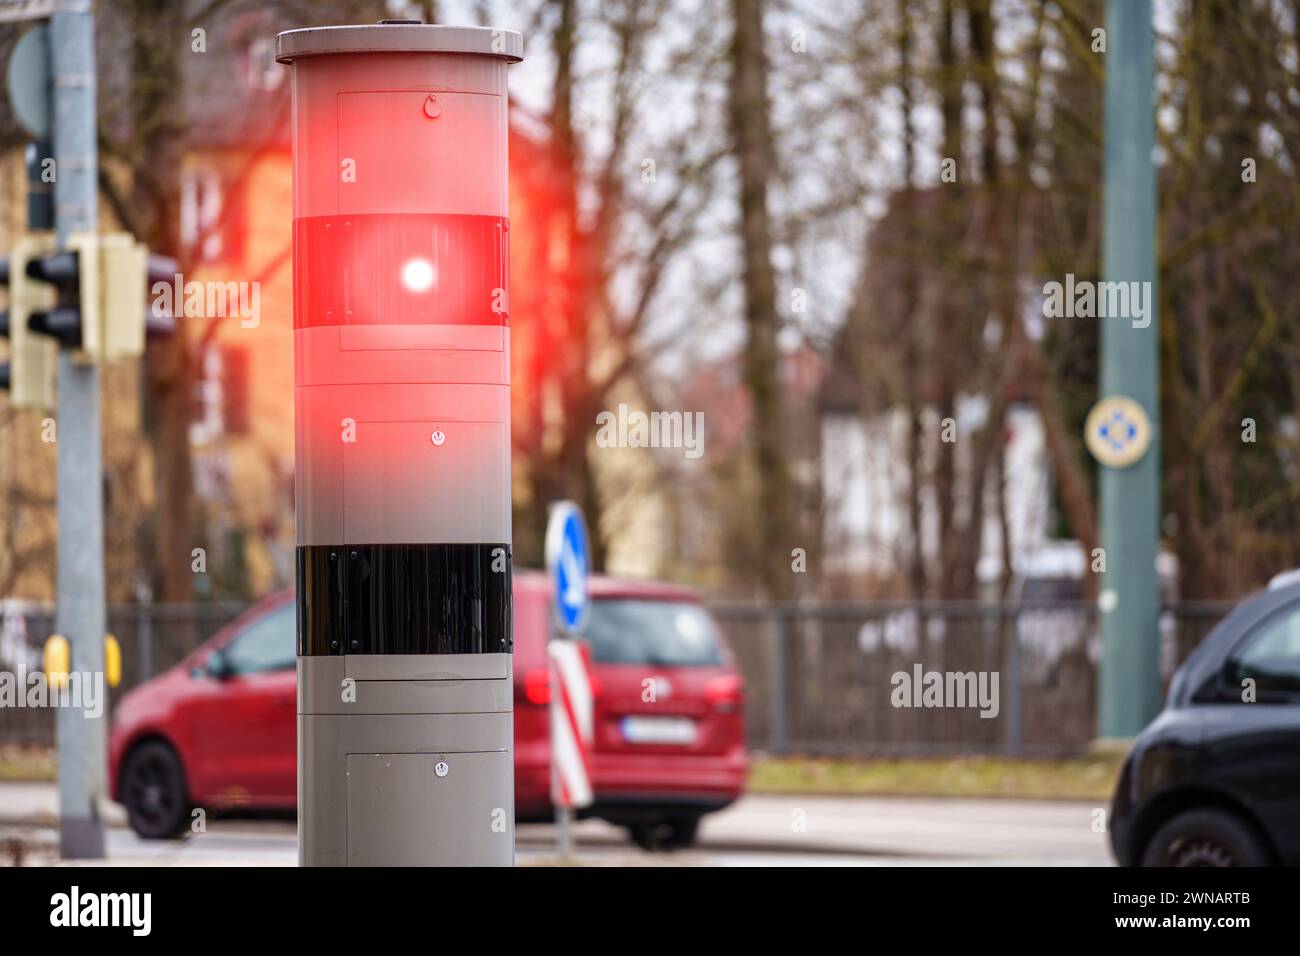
[25,230,152,364]
[0,233,58,411]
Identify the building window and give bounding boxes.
[181,168,223,263]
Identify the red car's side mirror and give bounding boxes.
[202,650,231,681]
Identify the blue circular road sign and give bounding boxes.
[545,501,590,635]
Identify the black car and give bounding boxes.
[1110,582,1300,866]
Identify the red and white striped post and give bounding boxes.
[548,639,594,816]
[544,500,592,858]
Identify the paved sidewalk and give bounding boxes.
[0,781,1112,865]
[0,781,126,828]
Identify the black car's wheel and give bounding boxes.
[1142,808,1271,867]
[120,741,191,840]
[627,816,700,852]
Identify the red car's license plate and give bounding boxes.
[620,716,697,745]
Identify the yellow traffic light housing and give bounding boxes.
[44,633,70,690]
[68,230,148,364]
[104,633,122,688]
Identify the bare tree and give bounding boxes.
[726,0,796,600]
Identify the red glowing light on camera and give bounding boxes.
[401,257,437,293]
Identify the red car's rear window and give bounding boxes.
[584,600,724,667]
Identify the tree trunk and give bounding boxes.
[933,0,961,596]
[897,0,927,600]
[728,0,796,600]
[130,0,195,603]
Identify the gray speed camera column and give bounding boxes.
[276,21,524,867]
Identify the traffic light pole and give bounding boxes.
[1098,0,1161,740]
[50,2,106,859]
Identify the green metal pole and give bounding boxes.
[1098,0,1161,739]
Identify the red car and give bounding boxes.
[109,571,747,850]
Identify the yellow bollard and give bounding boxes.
[104,634,122,688]
[43,634,70,690]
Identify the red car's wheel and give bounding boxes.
[120,740,191,840]
[627,816,700,852]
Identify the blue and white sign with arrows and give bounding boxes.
[545,500,591,635]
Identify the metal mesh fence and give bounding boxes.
[712,600,1231,756]
[0,598,1232,754]
[0,602,246,747]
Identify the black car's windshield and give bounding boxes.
[585,600,724,667]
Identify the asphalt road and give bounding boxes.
[0,784,1113,866]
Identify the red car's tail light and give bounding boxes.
[705,674,744,713]
[521,667,599,705]
[522,668,551,706]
